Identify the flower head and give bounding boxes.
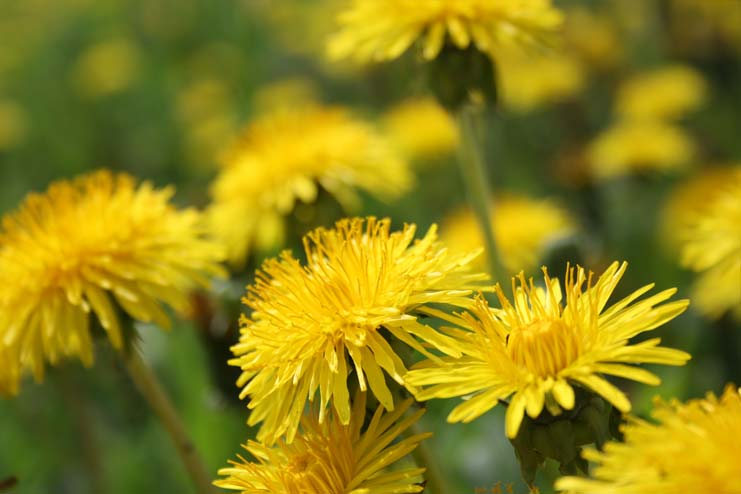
[215,393,429,494]
[328,0,563,63]
[0,171,224,387]
[230,217,488,444]
[556,385,741,494]
[405,262,690,438]
[208,105,412,266]
[441,195,577,274]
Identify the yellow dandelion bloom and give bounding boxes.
[381,97,459,162]
[405,262,690,438]
[0,171,225,385]
[673,166,741,319]
[208,105,412,266]
[557,385,741,494]
[588,121,694,180]
[230,217,488,444]
[328,0,563,63]
[616,65,706,121]
[216,393,429,494]
[498,50,585,112]
[441,195,577,274]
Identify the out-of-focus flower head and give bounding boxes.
[557,385,741,494]
[665,165,741,319]
[251,78,320,115]
[0,347,20,397]
[381,97,459,163]
[215,393,429,494]
[71,38,141,98]
[0,100,28,150]
[207,104,412,266]
[230,217,489,444]
[563,7,623,70]
[615,65,707,121]
[669,0,741,56]
[441,194,577,274]
[0,171,225,390]
[405,262,690,438]
[327,0,563,63]
[588,121,694,180]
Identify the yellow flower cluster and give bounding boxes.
[557,385,741,494]
[208,105,412,266]
[0,171,225,389]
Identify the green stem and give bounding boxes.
[121,348,213,494]
[410,421,448,494]
[456,104,506,283]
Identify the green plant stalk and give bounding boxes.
[121,347,213,494]
[456,104,506,283]
[410,420,449,494]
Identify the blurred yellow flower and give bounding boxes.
[498,50,586,112]
[441,195,577,274]
[588,121,694,180]
[381,97,459,162]
[215,393,429,494]
[0,171,225,387]
[405,262,690,438]
[207,105,412,266]
[72,38,140,98]
[669,0,741,55]
[252,78,320,115]
[564,7,622,70]
[616,65,707,121]
[230,217,489,444]
[0,100,28,150]
[328,0,563,62]
[670,166,741,319]
[0,347,20,397]
[557,385,741,494]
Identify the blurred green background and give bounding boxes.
[1,0,739,492]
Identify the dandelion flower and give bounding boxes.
[0,171,225,385]
[381,97,459,162]
[588,121,694,180]
[230,217,488,444]
[441,195,577,274]
[208,105,412,266]
[615,65,706,121]
[556,385,741,494]
[215,393,429,494]
[405,262,690,438]
[328,0,563,63]
[669,166,741,319]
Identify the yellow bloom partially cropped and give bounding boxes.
[405,262,690,438]
[230,217,489,444]
[441,195,577,274]
[588,121,694,180]
[381,97,459,162]
[616,65,706,121]
[328,0,563,63]
[208,105,412,266]
[0,171,225,387]
[670,166,741,319]
[216,393,429,494]
[557,385,741,494]
[499,50,585,112]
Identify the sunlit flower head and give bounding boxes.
[441,195,577,274]
[208,105,412,266]
[667,166,741,319]
[405,261,690,438]
[381,97,459,163]
[557,385,741,494]
[215,393,429,494]
[328,0,563,63]
[588,121,694,180]
[498,50,585,112]
[230,217,489,444]
[0,171,225,386]
[615,65,706,121]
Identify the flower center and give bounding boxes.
[287,452,313,473]
[506,319,581,377]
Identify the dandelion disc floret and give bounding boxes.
[0,170,225,386]
[405,262,690,438]
[328,0,564,63]
[230,217,489,444]
[556,385,741,494]
[215,393,429,494]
